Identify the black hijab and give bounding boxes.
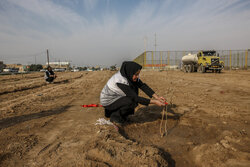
[120,61,142,86]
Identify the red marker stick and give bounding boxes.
[82,102,167,107]
[82,104,103,107]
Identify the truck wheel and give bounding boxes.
[187,65,192,73]
[198,64,205,73]
[185,65,188,73]
[185,65,189,73]
[191,64,195,72]
[217,70,221,73]
[198,64,202,73]
[198,65,201,73]
[183,65,187,72]
[201,64,205,73]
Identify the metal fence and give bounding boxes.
[134,50,249,70]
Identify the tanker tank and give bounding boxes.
[181,53,198,65]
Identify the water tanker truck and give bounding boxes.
[182,50,224,73]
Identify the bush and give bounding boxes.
[29,64,43,71]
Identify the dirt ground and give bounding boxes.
[0,70,249,167]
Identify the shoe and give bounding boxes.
[112,121,123,128]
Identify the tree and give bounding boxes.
[110,64,117,71]
[79,67,87,71]
[29,64,43,71]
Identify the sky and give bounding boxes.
[0,0,250,67]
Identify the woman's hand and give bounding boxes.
[150,99,166,107]
[158,96,166,103]
[152,94,166,103]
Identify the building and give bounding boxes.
[45,62,70,70]
[5,64,30,72]
[18,65,30,72]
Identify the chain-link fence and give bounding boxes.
[134,50,249,70]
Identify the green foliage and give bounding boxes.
[110,64,117,71]
[29,64,43,71]
[79,67,87,71]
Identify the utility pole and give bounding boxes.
[154,33,157,54]
[144,36,147,68]
[47,49,49,66]
[153,33,157,69]
[144,36,147,53]
[35,55,37,65]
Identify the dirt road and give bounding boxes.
[0,70,249,167]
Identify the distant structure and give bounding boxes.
[134,49,249,70]
[0,61,4,72]
[45,62,70,70]
[3,68,19,73]
[5,64,30,72]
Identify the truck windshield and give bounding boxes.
[203,51,216,56]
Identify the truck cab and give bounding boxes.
[197,50,224,73]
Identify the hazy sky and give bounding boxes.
[0,0,250,66]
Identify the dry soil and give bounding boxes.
[0,70,249,167]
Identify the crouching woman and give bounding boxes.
[45,66,57,83]
[100,61,166,125]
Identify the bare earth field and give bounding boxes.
[0,70,249,167]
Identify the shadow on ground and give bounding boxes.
[0,105,71,130]
[118,104,183,167]
[53,79,69,84]
[128,104,182,124]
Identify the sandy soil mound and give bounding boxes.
[83,126,169,167]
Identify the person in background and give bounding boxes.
[100,61,166,125]
[45,66,56,83]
